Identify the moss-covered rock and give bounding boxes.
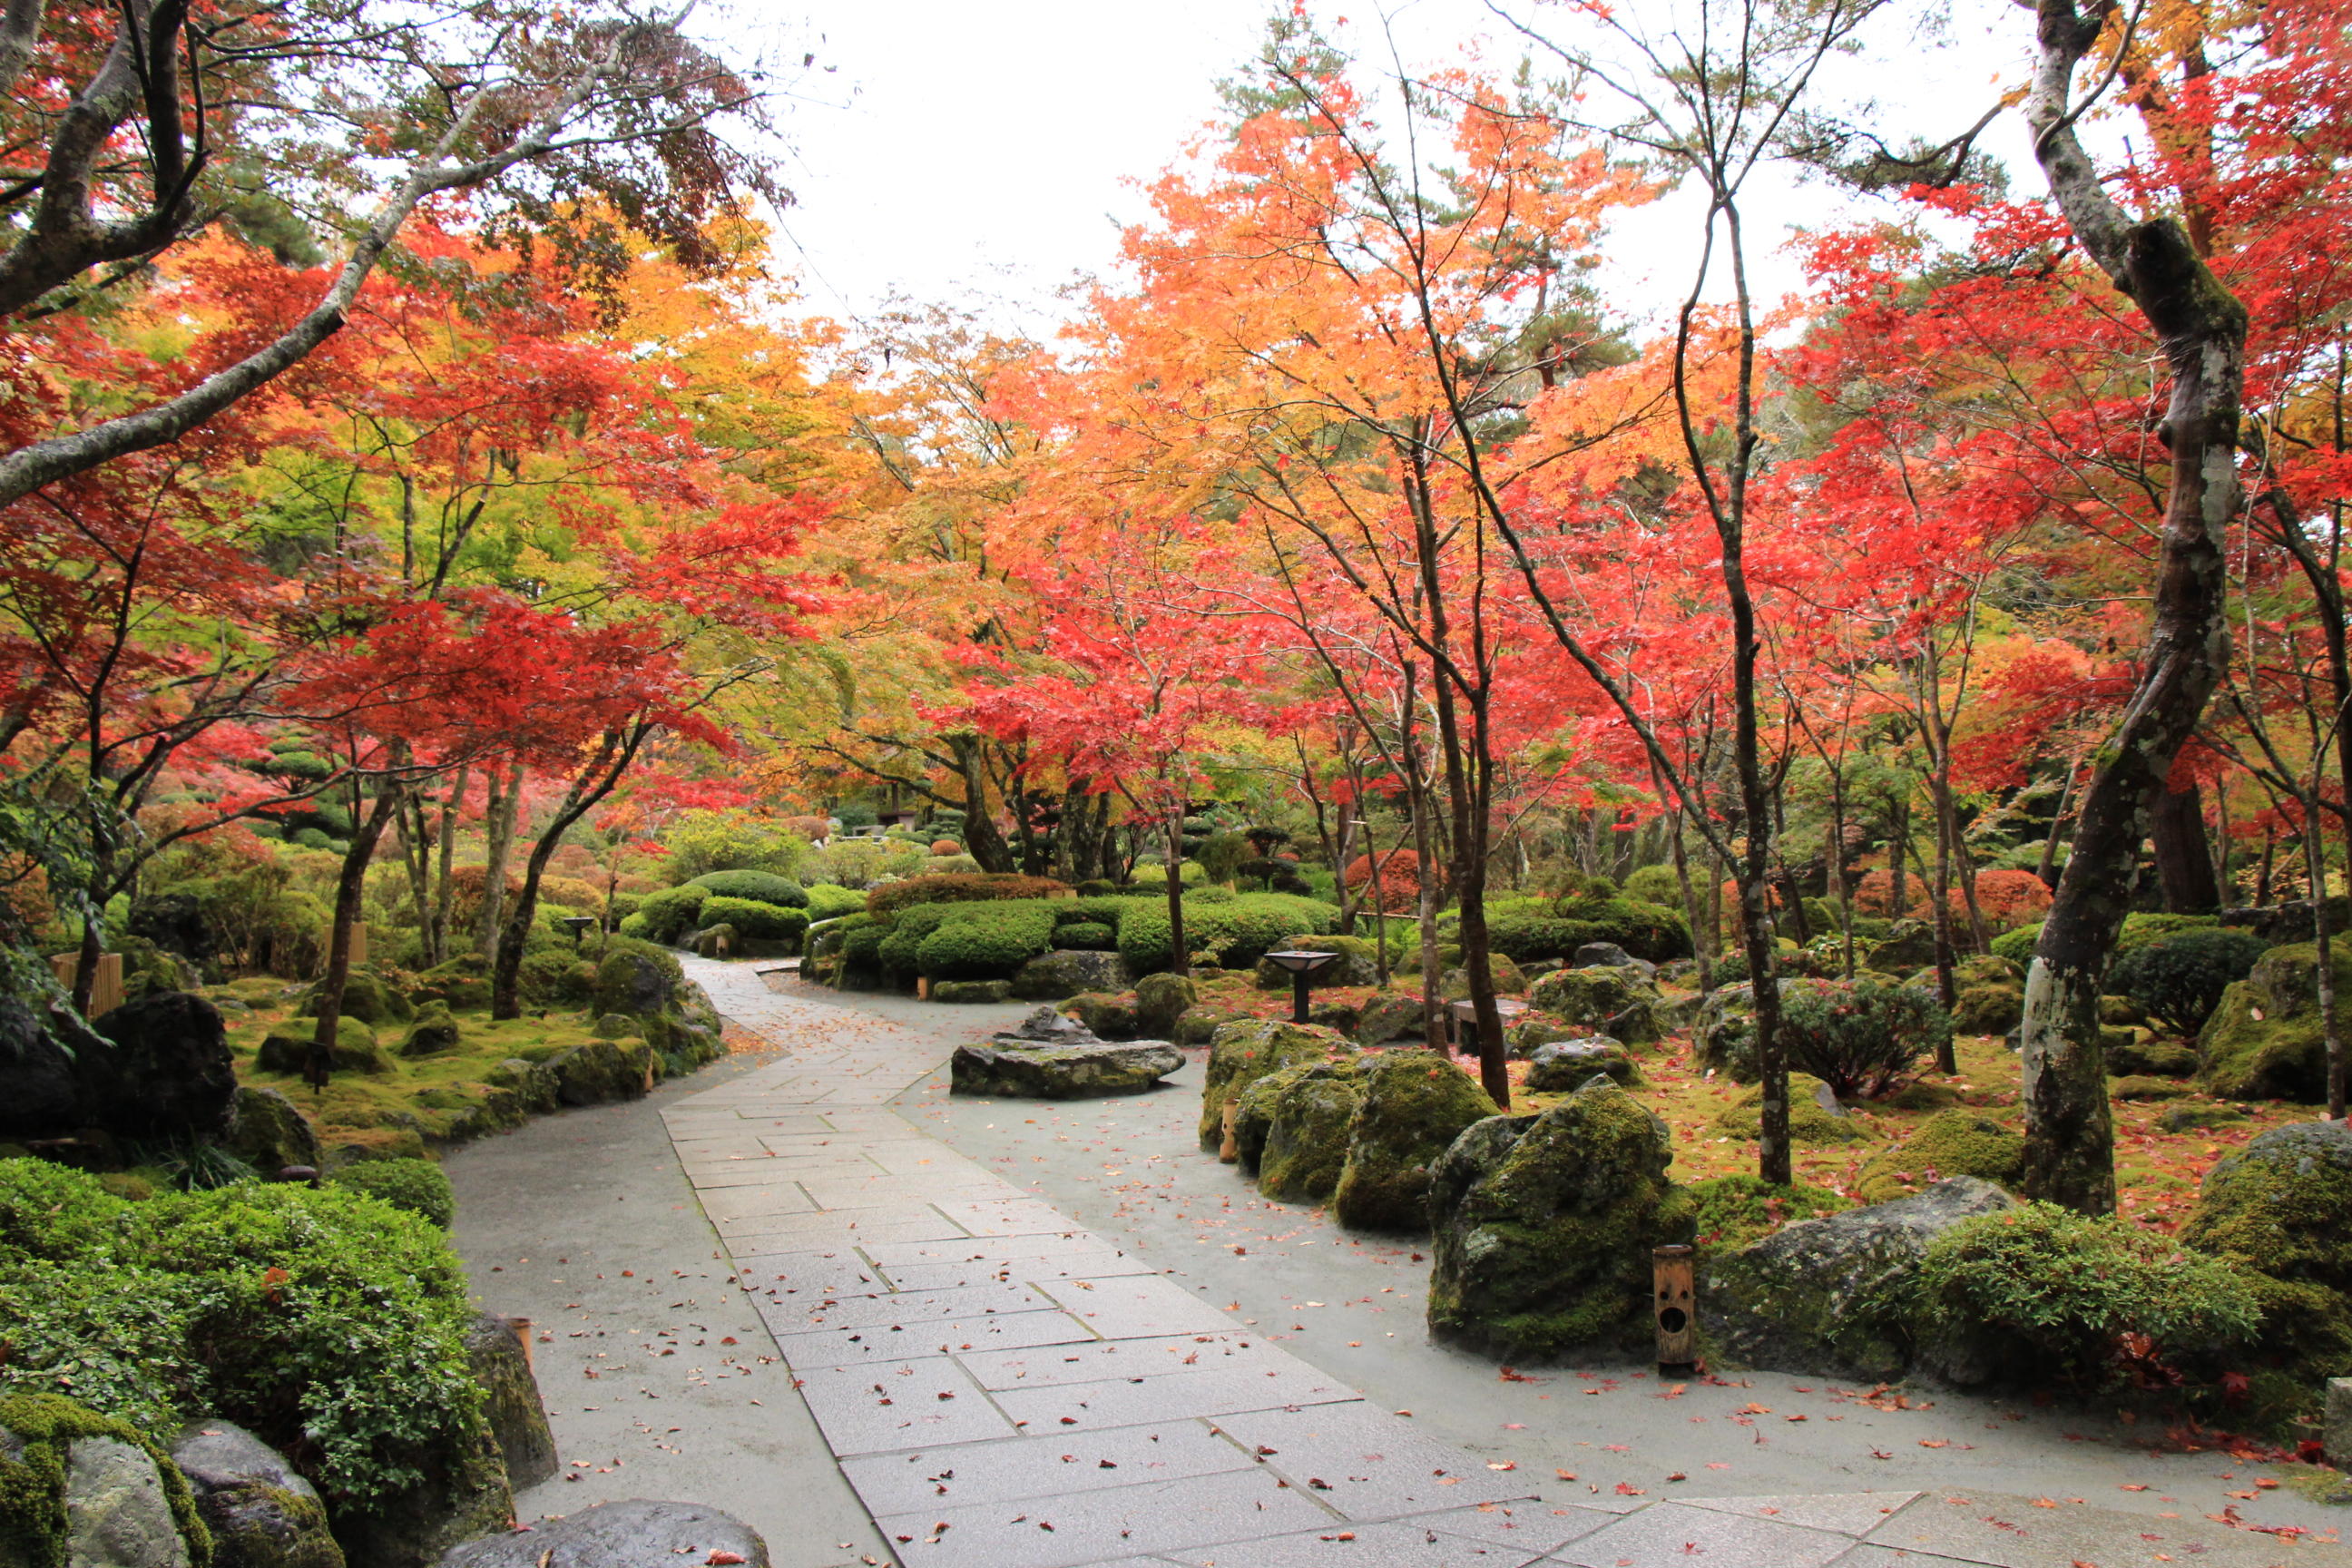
[2182,1120,2352,1300]
[407,957,490,1013]
[1133,974,1197,1037]
[297,973,410,1029]
[1524,1038,1639,1092]
[1197,1019,1351,1149]
[1951,983,2023,1036]
[1685,1174,1851,1252]
[1251,936,1379,991]
[544,1041,648,1107]
[949,1040,1183,1099]
[2196,943,2349,1101]
[1062,992,1139,1040]
[221,1088,319,1176]
[462,1314,555,1492]
[1526,966,1664,1044]
[1330,1049,1499,1234]
[1251,1063,1364,1204]
[172,1421,342,1568]
[1009,949,1127,1002]
[590,945,685,1021]
[1441,955,1526,999]
[2101,994,2147,1027]
[2110,1074,2192,1101]
[2109,1034,2199,1076]
[931,979,1013,1003]
[328,1418,510,1568]
[1702,1177,2016,1378]
[396,1004,461,1059]
[2154,1100,2249,1133]
[1171,1005,1242,1046]
[254,1023,388,1078]
[1864,921,1936,972]
[1425,1083,1693,1360]
[1353,991,1426,1046]
[1852,1111,2023,1204]
[1710,1074,1880,1147]
[0,1393,213,1568]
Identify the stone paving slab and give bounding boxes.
[675,963,2352,1568]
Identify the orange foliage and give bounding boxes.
[1345,849,1423,914]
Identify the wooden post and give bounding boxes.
[1219,1098,1241,1163]
[1653,1244,1697,1371]
[348,922,368,967]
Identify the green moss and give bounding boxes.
[1710,1074,1881,1147]
[1686,1174,1851,1251]
[2181,1124,2352,1298]
[1951,983,2023,1035]
[1853,1111,2023,1203]
[1425,1085,1695,1359]
[1256,1065,1364,1204]
[1331,1050,1500,1233]
[0,1392,213,1568]
[298,972,410,1028]
[1197,1020,1352,1148]
[2196,943,2349,1102]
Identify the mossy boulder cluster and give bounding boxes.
[1526,965,1665,1045]
[2196,942,2349,1101]
[2180,1119,2352,1415]
[1330,1049,1500,1232]
[1710,1073,1879,1147]
[1197,1019,1354,1149]
[1231,1062,1363,1203]
[1426,1083,1695,1360]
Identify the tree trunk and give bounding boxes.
[429,766,465,966]
[1162,808,1189,979]
[475,763,523,958]
[2151,781,2222,913]
[309,782,404,1088]
[492,726,651,1019]
[2019,0,2245,1215]
[2298,799,2347,1121]
[949,733,1014,873]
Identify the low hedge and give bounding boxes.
[867,872,1071,919]
[1115,891,1339,973]
[805,882,867,921]
[1992,912,2220,967]
[629,883,712,944]
[914,903,1060,980]
[1485,897,1692,965]
[700,896,809,943]
[688,869,808,907]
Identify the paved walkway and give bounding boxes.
[671,960,2340,1568]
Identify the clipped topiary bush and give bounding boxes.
[867,873,1071,918]
[631,883,713,945]
[804,882,867,922]
[914,903,1060,981]
[2109,926,2271,1037]
[328,1157,457,1228]
[699,896,808,944]
[1053,921,1117,951]
[1897,1201,2259,1389]
[687,869,808,907]
[1778,979,1952,1099]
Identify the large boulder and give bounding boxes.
[1526,966,1664,1045]
[298,972,411,1028]
[88,991,240,1142]
[462,1315,556,1491]
[930,979,1012,1003]
[397,1003,463,1059]
[1864,920,1937,973]
[1009,949,1127,1001]
[0,1394,209,1568]
[408,957,491,1013]
[1951,982,2023,1036]
[1330,1049,1499,1233]
[479,1059,559,1122]
[1524,1038,1638,1092]
[1061,991,1140,1040]
[1702,1177,2016,1379]
[0,996,93,1139]
[2198,943,2346,1101]
[334,1422,512,1568]
[1197,1019,1352,1148]
[589,946,681,1020]
[222,1086,321,1175]
[256,1021,389,1078]
[1235,1062,1363,1203]
[2109,1034,2200,1077]
[172,1419,344,1568]
[544,1041,649,1107]
[1426,1083,1694,1360]
[1134,973,1198,1037]
[440,1501,769,1568]
[1251,936,1379,991]
[949,1039,1182,1099]
[1574,942,1658,981]
[1171,1004,1242,1045]
[1353,991,1426,1046]
[1852,1111,2024,1204]
[127,891,217,970]
[2181,1119,2352,1298]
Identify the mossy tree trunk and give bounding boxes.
[492,721,652,1020]
[310,776,405,1088]
[2019,0,2245,1215]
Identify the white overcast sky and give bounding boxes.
[710,0,2055,343]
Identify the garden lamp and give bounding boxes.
[1262,947,1340,1023]
[558,916,598,949]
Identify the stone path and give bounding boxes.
[674,960,2342,1568]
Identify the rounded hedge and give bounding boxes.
[700,896,809,942]
[867,872,1071,918]
[912,903,1059,981]
[1054,921,1118,951]
[688,869,808,907]
[2109,927,2271,1036]
[632,883,713,944]
[804,882,867,921]
[328,1157,456,1228]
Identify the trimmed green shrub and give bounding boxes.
[867,872,1071,918]
[804,882,866,921]
[328,1157,456,1228]
[1993,912,2223,968]
[688,869,808,907]
[700,896,808,943]
[1485,897,1691,965]
[632,883,712,944]
[2109,927,2271,1036]
[1777,979,1953,1099]
[1621,864,1682,906]
[1054,921,1118,951]
[1898,1201,2259,1389]
[1115,891,1339,973]
[914,903,1060,981]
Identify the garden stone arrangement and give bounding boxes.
[948,1004,1184,1098]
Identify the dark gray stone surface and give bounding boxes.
[950,1040,1183,1099]
[440,1500,769,1568]
[172,1420,344,1568]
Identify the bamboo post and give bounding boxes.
[1653,1244,1698,1370]
[1219,1098,1241,1163]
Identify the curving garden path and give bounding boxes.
[447,961,2351,1568]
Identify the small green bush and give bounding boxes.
[1899,1201,2260,1389]
[661,808,810,882]
[804,882,866,921]
[1115,891,1340,973]
[688,869,807,907]
[2109,927,2271,1036]
[1778,979,1953,1098]
[913,903,1060,981]
[867,872,1071,918]
[1621,864,1682,906]
[699,896,808,943]
[1485,897,1692,965]
[632,883,712,944]
[328,1158,456,1228]
[1054,921,1117,951]
[1994,912,2224,967]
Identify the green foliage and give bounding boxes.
[699,896,808,942]
[1485,897,1691,965]
[1196,831,1252,884]
[327,1158,456,1228]
[1854,1111,2024,1203]
[1899,1202,2259,1389]
[1685,1174,1851,1251]
[1116,891,1340,973]
[833,801,878,828]
[1994,912,2224,967]
[1054,921,1118,951]
[867,872,1072,918]
[1778,979,1953,1098]
[632,883,712,944]
[2109,927,2271,1036]
[687,869,808,907]
[516,949,596,1008]
[1621,864,1683,906]
[0,1161,484,1508]
[913,903,1061,981]
[803,882,867,921]
[660,809,811,882]
[1128,859,1206,887]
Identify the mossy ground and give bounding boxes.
[206,975,739,1160]
[1171,970,2314,1233]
